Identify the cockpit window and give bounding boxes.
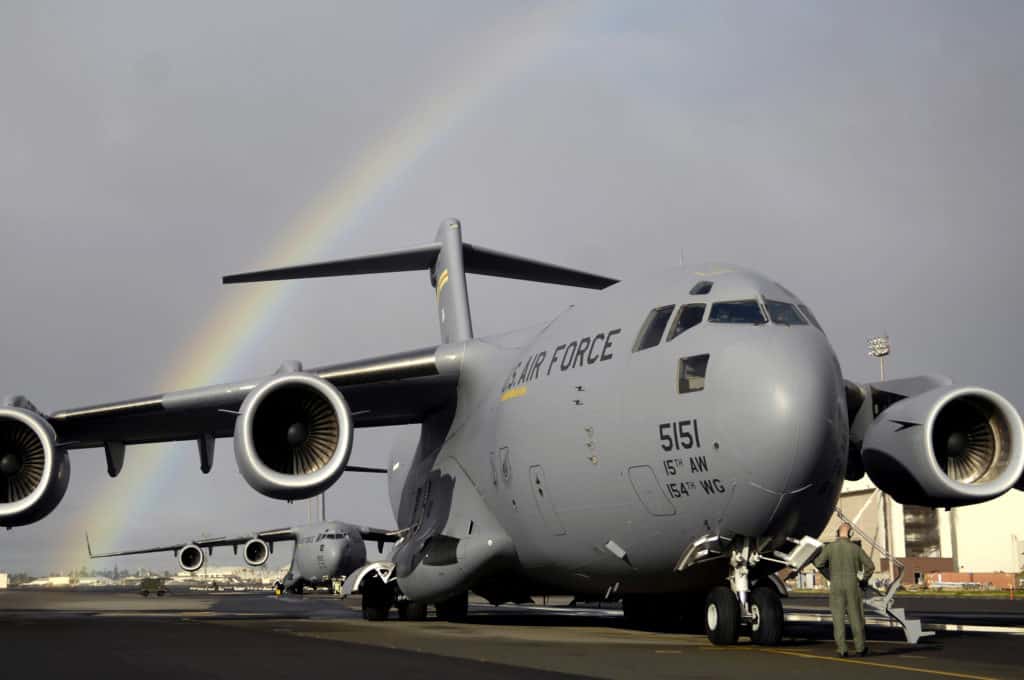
[690,281,713,295]
[764,300,807,326]
[667,303,705,342]
[708,300,767,325]
[798,304,824,332]
[633,305,675,352]
[678,354,709,394]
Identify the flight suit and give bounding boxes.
[813,536,875,655]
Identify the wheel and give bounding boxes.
[397,600,428,621]
[140,590,150,597]
[361,581,395,621]
[749,587,784,646]
[435,592,469,622]
[157,590,166,597]
[705,586,740,645]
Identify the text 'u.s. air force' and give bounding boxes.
[501,328,622,394]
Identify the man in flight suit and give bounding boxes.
[813,522,875,657]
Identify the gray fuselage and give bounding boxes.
[388,265,848,601]
[285,521,368,591]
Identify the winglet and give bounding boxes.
[85,532,93,558]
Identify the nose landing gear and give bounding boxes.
[705,538,784,645]
[748,587,784,645]
[686,535,822,646]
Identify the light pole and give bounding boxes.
[867,335,891,381]
[868,334,896,581]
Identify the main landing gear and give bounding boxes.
[361,579,395,621]
[434,592,469,622]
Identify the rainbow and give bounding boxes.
[60,2,587,565]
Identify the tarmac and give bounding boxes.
[2,589,1022,679]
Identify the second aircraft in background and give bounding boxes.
[87,520,398,596]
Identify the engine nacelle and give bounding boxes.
[0,406,70,528]
[243,538,270,567]
[178,543,205,572]
[862,386,1024,507]
[233,373,353,500]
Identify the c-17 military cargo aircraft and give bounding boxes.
[86,520,398,595]
[3,219,1022,643]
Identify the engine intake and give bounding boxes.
[862,386,1024,507]
[234,373,353,500]
[0,407,70,527]
[178,544,205,572]
[243,538,270,567]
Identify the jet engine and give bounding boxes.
[178,543,205,572]
[861,386,1024,507]
[0,406,70,528]
[243,538,270,567]
[233,373,353,500]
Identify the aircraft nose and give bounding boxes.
[711,331,846,536]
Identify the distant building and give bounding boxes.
[927,571,1017,590]
[0,573,8,589]
[820,478,1024,586]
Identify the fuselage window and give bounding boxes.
[798,304,824,332]
[633,305,675,352]
[708,300,766,325]
[690,281,713,295]
[666,303,706,342]
[764,300,807,326]
[678,354,710,394]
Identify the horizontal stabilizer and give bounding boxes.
[223,244,440,284]
[224,241,617,290]
[462,243,617,289]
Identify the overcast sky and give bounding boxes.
[2,1,1022,574]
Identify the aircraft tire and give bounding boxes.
[749,587,783,646]
[435,592,469,622]
[397,600,428,621]
[140,590,149,598]
[704,586,739,645]
[361,581,394,621]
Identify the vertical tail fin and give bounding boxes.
[431,219,473,343]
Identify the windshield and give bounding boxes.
[667,303,705,341]
[764,300,807,326]
[799,304,824,332]
[633,305,675,352]
[709,300,766,325]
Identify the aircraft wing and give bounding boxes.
[356,525,404,552]
[86,527,297,559]
[43,345,456,455]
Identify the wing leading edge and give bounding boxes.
[85,527,297,559]
[86,525,401,559]
[45,345,457,452]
